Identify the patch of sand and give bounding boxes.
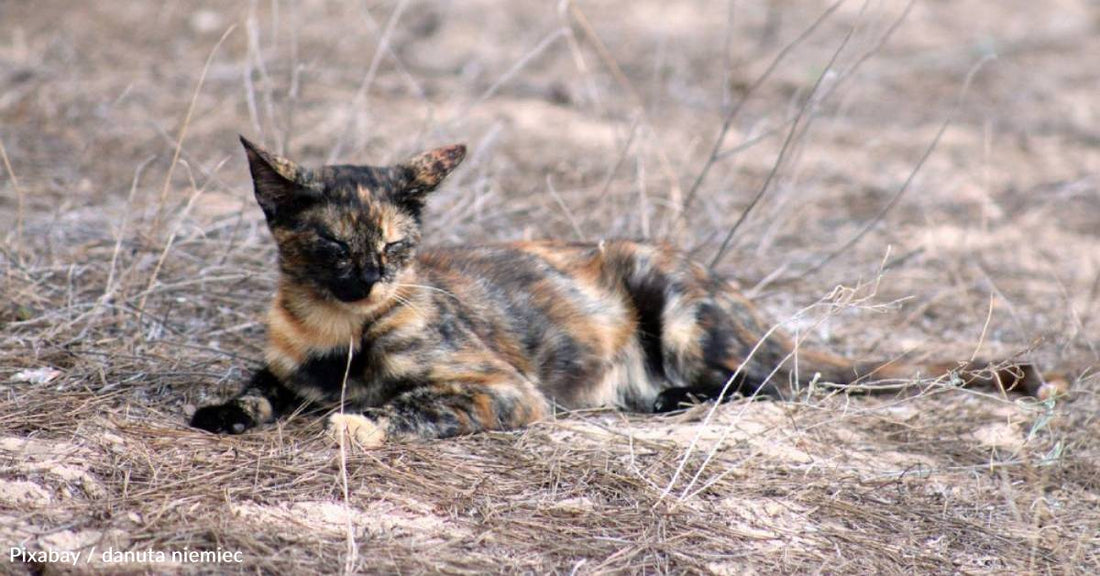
[232,497,468,545]
[0,479,52,507]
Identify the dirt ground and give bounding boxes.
[1,0,1098,574]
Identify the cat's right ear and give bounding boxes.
[240,136,319,221]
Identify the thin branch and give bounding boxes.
[680,0,847,216]
[0,136,25,257]
[149,24,237,235]
[338,336,358,575]
[103,155,158,305]
[566,1,686,223]
[138,157,231,316]
[477,29,566,110]
[545,175,587,241]
[792,54,998,281]
[708,15,860,269]
[712,0,915,163]
[327,0,410,163]
[595,115,642,199]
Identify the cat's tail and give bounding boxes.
[788,349,1070,401]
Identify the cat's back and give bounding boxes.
[415,239,684,284]
[410,239,708,409]
[413,239,639,321]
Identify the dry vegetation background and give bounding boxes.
[1,0,1098,574]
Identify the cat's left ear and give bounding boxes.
[393,144,466,204]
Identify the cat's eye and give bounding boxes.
[385,240,410,253]
[316,231,349,253]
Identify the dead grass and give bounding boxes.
[1,0,1098,574]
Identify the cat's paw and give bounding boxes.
[326,413,388,449]
[1037,374,1071,401]
[190,403,255,434]
[653,387,707,413]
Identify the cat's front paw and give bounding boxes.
[326,413,388,449]
[190,403,255,434]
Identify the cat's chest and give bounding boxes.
[269,302,435,404]
[288,336,430,404]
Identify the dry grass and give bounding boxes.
[1,0,1098,574]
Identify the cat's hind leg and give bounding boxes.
[648,276,796,412]
[649,291,787,411]
[613,247,786,412]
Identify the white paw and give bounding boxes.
[1037,377,1070,402]
[326,413,388,449]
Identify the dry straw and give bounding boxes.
[1,1,1097,574]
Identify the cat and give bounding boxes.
[190,137,1066,448]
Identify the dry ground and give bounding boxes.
[1,0,1098,574]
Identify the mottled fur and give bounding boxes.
[190,137,1065,446]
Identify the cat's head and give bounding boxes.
[240,136,465,306]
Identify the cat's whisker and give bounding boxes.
[393,283,461,301]
[388,292,429,321]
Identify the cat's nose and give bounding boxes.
[360,267,381,292]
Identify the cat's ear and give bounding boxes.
[393,144,466,205]
[240,136,319,221]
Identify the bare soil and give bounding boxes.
[1,0,1098,574]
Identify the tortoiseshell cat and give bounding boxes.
[190,137,1065,447]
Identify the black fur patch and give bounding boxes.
[191,402,254,434]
